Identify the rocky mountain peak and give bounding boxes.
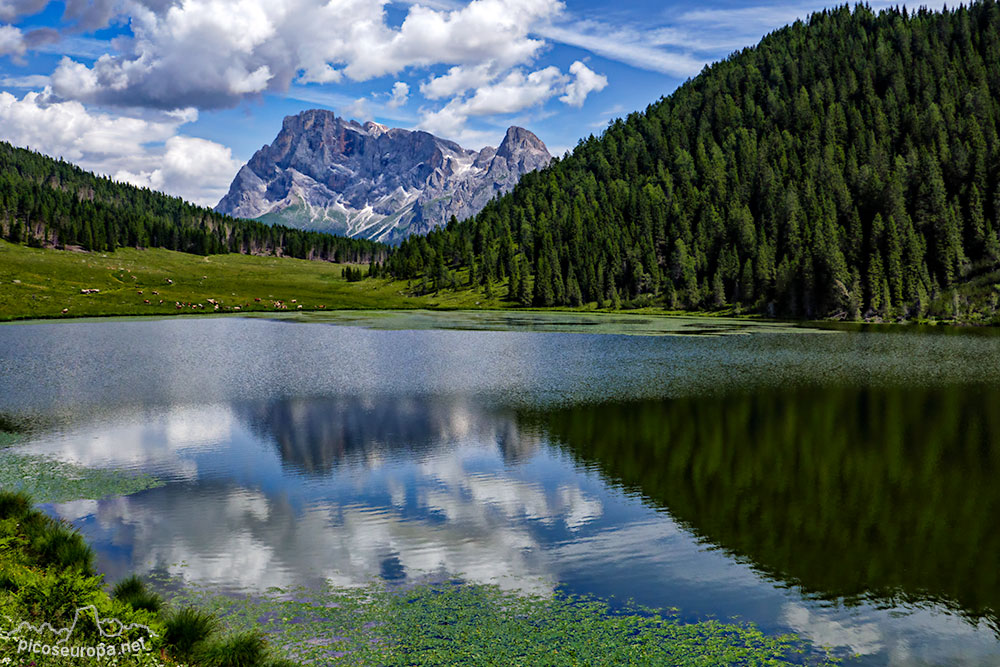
[498,126,546,156]
[363,120,390,137]
[496,126,552,174]
[215,110,552,244]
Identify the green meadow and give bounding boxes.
[0,240,506,322]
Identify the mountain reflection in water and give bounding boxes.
[236,396,542,476]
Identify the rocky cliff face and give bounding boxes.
[215,111,551,244]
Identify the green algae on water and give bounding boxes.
[168,582,841,666]
[0,449,163,503]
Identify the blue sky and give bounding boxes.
[0,0,947,206]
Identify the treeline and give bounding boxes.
[386,2,1000,318]
[0,141,387,264]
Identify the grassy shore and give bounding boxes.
[0,240,506,322]
[2,240,997,326]
[0,241,814,324]
[0,240,725,323]
[0,490,296,667]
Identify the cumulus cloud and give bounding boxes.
[337,0,562,81]
[0,90,177,159]
[418,66,562,138]
[419,60,605,140]
[116,135,243,207]
[386,81,408,108]
[0,23,53,60]
[0,91,240,205]
[559,60,607,107]
[46,0,566,110]
[420,62,497,100]
[457,66,567,116]
[0,24,25,57]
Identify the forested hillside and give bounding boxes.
[386,2,1000,319]
[0,142,386,264]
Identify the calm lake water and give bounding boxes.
[2,312,1000,665]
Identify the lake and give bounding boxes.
[2,312,1000,665]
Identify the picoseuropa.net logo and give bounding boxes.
[0,605,158,661]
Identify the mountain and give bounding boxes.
[386,2,1000,322]
[0,141,387,263]
[214,112,552,245]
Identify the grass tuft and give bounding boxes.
[113,574,164,613]
[0,491,96,573]
[0,489,33,520]
[113,574,148,599]
[164,606,219,659]
[26,517,95,573]
[195,630,269,667]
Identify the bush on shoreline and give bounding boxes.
[0,490,296,667]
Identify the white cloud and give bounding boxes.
[542,2,953,78]
[0,90,176,159]
[0,73,49,87]
[116,135,243,207]
[0,91,240,206]
[420,63,497,100]
[559,60,606,107]
[457,66,567,116]
[45,0,566,110]
[342,0,563,80]
[418,66,565,139]
[538,21,705,77]
[419,61,605,141]
[386,81,409,108]
[0,23,25,57]
[676,2,949,38]
[49,55,99,96]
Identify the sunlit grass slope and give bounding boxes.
[0,240,506,321]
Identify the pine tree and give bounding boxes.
[516,254,533,306]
